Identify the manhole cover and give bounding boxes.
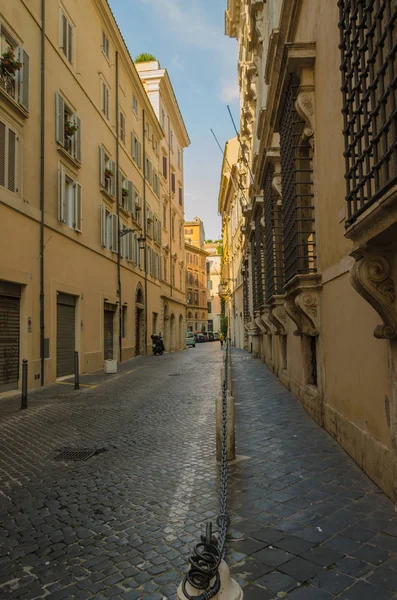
[54,448,105,461]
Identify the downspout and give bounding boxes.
[115,51,122,362]
[39,0,45,386]
[142,110,148,355]
[168,117,172,298]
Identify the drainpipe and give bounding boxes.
[142,110,148,355]
[168,117,172,298]
[115,51,122,363]
[39,0,45,386]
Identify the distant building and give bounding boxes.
[136,59,190,352]
[204,243,222,333]
[184,218,209,333]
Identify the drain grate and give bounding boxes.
[54,448,105,461]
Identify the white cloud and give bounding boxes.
[218,79,239,103]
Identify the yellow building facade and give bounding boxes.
[0,0,185,392]
[184,218,209,333]
[136,60,190,352]
[225,0,397,501]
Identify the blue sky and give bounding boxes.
[108,0,239,240]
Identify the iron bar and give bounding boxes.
[74,351,79,390]
[20,359,28,410]
[264,164,284,301]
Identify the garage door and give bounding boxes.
[0,284,21,392]
[57,294,76,378]
[104,309,114,360]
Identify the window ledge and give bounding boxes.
[0,87,29,119]
[119,205,130,219]
[57,145,81,169]
[345,183,397,249]
[100,187,115,203]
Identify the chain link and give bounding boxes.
[182,340,231,599]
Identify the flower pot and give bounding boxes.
[105,171,113,179]
[2,60,15,75]
[122,189,128,198]
[64,126,75,137]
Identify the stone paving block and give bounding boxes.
[288,585,333,599]
[250,527,285,544]
[254,547,293,567]
[227,537,267,556]
[367,557,397,591]
[256,570,298,593]
[335,556,372,577]
[278,556,322,581]
[300,546,343,567]
[275,534,317,555]
[240,583,276,599]
[339,580,394,599]
[351,543,389,565]
[231,556,272,582]
[311,569,354,595]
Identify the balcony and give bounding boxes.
[0,47,29,117]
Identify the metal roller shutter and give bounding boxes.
[0,292,20,392]
[104,310,114,360]
[57,294,76,378]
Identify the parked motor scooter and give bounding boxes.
[151,333,165,356]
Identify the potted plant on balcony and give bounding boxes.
[135,203,141,212]
[122,188,129,199]
[105,168,113,179]
[147,216,153,224]
[64,120,78,138]
[1,48,22,75]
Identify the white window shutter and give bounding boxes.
[0,121,6,188]
[109,160,116,196]
[7,128,17,193]
[118,169,123,203]
[74,115,81,162]
[61,13,67,54]
[74,182,82,231]
[56,92,65,146]
[127,180,134,214]
[112,213,118,252]
[58,164,65,222]
[131,132,135,160]
[99,146,105,187]
[119,219,124,258]
[138,141,142,167]
[100,204,106,246]
[127,231,133,261]
[17,47,30,111]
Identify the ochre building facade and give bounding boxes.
[224,0,397,501]
[0,0,187,393]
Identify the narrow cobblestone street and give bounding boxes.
[1,346,397,600]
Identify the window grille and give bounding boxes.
[338,1,397,226]
[279,74,316,284]
[264,164,284,301]
[251,211,264,312]
[243,265,250,321]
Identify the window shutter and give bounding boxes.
[67,21,73,63]
[99,146,105,187]
[109,160,116,196]
[119,219,124,258]
[58,164,65,222]
[56,92,65,146]
[137,141,142,167]
[74,182,82,232]
[0,121,5,188]
[100,204,107,246]
[17,47,30,111]
[137,195,142,225]
[74,115,81,162]
[7,128,16,193]
[112,213,118,252]
[127,180,134,214]
[131,132,135,160]
[127,231,133,262]
[136,236,141,268]
[61,13,67,54]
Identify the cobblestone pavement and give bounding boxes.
[227,350,397,600]
[2,346,397,600]
[0,344,222,600]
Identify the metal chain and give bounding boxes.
[182,340,231,599]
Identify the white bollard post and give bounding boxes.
[177,560,243,599]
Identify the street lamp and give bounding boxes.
[138,234,146,250]
[119,228,134,238]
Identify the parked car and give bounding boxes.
[185,331,195,348]
[208,332,215,341]
[213,332,220,341]
[195,333,205,343]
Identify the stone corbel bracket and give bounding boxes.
[269,297,288,336]
[255,316,268,334]
[285,290,320,337]
[350,254,397,340]
[295,82,315,149]
[260,309,276,335]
